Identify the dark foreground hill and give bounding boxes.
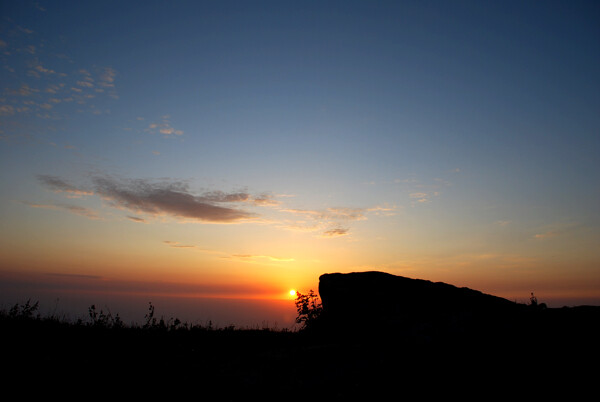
[317,271,600,339]
[2,272,599,399]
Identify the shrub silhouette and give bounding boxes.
[8,299,39,319]
[294,290,322,330]
[88,304,124,328]
[528,292,547,310]
[142,301,183,331]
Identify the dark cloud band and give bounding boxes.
[92,176,257,223]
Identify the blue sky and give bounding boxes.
[1,0,599,325]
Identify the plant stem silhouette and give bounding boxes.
[295,290,322,330]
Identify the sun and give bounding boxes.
[289,289,297,297]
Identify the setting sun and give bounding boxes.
[289,290,297,297]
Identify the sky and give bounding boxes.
[0,0,599,327]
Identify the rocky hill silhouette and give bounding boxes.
[317,271,599,345]
[314,271,600,398]
[319,271,518,326]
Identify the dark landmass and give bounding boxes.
[3,272,599,399]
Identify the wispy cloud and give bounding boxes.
[35,172,392,237]
[395,174,450,206]
[280,204,385,237]
[201,191,252,203]
[24,202,99,220]
[409,192,432,204]
[0,105,15,116]
[99,67,116,87]
[62,204,100,219]
[228,254,295,263]
[252,193,282,207]
[161,241,293,263]
[281,207,366,222]
[327,207,367,221]
[35,173,285,224]
[322,227,349,237]
[37,175,93,198]
[367,204,398,216]
[532,222,581,240]
[92,176,257,223]
[145,115,183,136]
[534,231,559,239]
[163,240,197,249]
[0,27,118,124]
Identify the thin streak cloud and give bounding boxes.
[24,202,100,220]
[229,254,295,262]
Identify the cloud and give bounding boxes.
[367,204,398,216]
[280,203,392,237]
[163,241,197,249]
[281,208,323,218]
[282,207,366,222]
[0,17,120,127]
[37,175,93,198]
[162,241,228,255]
[35,173,281,224]
[409,192,428,200]
[99,67,116,87]
[252,194,281,207]
[92,176,257,223]
[322,228,349,237]
[46,272,102,280]
[201,191,252,203]
[77,80,94,88]
[229,254,295,263]
[34,64,55,74]
[327,207,367,221]
[145,115,183,136]
[534,231,559,239]
[24,202,99,220]
[161,241,294,263]
[62,204,100,219]
[0,105,15,115]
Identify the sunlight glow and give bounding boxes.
[289,289,297,297]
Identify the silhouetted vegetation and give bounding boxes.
[7,299,39,319]
[528,292,547,310]
[2,278,599,399]
[294,289,323,330]
[87,304,124,328]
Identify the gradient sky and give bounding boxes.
[1,0,599,327]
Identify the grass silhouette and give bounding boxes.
[2,287,599,400]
